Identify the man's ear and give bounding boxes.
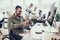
[15,10,17,13]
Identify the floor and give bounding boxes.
[0,31,60,40]
[0,23,60,40]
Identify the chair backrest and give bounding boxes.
[0,18,4,28]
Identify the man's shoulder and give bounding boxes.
[20,16,24,18]
[8,16,13,20]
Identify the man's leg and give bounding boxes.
[9,30,22,40]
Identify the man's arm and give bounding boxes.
[7,17,23,30]
[7,17,29,30]
[7,17,14,30]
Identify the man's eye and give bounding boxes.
[19,11,22,12]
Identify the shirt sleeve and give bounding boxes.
[7,17,13,30]
[7,17,23,30]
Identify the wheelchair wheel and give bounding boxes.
[2,35,15,40]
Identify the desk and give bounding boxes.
[22,23,59,40]
[31,23,58,40]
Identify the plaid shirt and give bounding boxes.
[7,15,24,35]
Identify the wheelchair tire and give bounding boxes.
[2,35,15,40]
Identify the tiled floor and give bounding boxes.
[0,24,60,40]
[0,32,60,40]
[0,31,60,40]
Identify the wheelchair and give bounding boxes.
[2,18,31,40]
[2,28,23,40]
[2,35,15,40]
[2,26,31,40]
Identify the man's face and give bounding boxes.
[30,5,33,8]
[16,8,22,15]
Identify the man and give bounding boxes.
[7,6,29,40]
[29,7,38,19]
[29,7,38,25]
[37,10,45,23]
[38,10,42,18]
[25,3,33,20]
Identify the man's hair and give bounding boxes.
[49,11,51,13]
[30,3,33,5]
[15,5,22,10]
[39,10,42,12]
[48,11,51,17]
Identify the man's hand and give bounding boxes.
[20,20,30,27]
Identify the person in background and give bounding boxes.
[36,10,47,26]
[47,11,53,26]
[25,3,33,20]
[47,11,51,18]
[29,7,38,19]
[7,6,30,40]
[29,7,38,25]
[37,10,45,22]
[38,10,42,18]
[37,10,43,21]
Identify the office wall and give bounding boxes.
[0,0,59,18]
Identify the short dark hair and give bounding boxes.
[15,5,22,10]
[30,3,33,5]
[39,10,42,12]
[49,11,51,13]
[48,11,51,17]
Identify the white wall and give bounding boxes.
[0,0,59,18]
[0,0,59,29]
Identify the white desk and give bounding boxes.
[22,23,59,40]
[31,23,58,40]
